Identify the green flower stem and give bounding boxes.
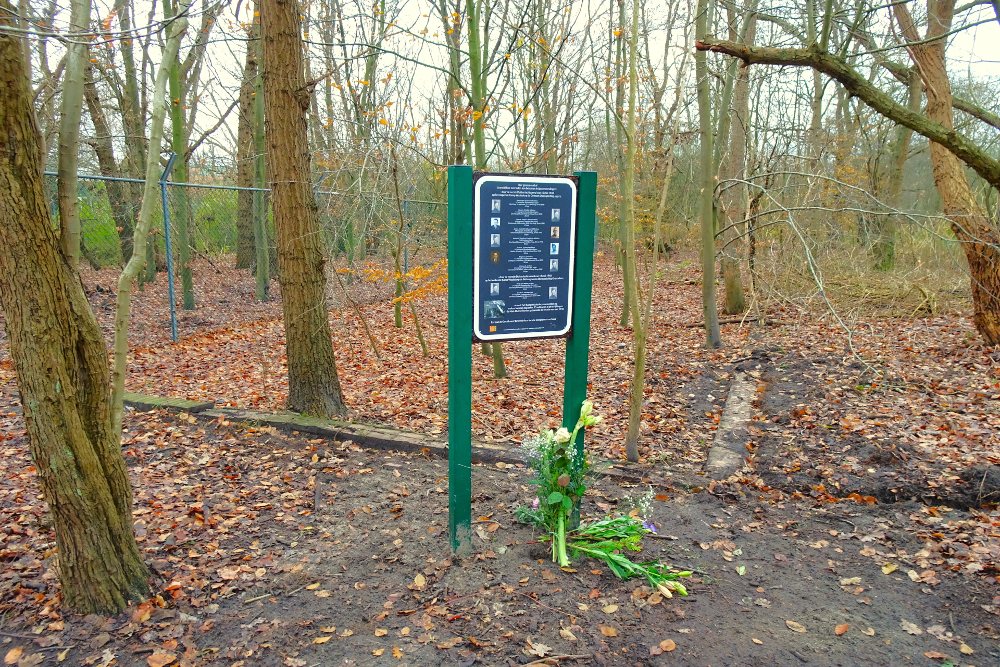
[556,514,570,567]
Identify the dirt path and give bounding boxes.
[0,410,996,666]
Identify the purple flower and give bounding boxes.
[642,520,658,534]
[532,497,540,509]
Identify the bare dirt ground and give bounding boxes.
[0,252,997,666]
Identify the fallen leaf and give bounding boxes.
[923,651,949,659]
[305,582,321,590]
[132,602,154,623]
[4,648,24,666]
[372,649,385,657]
[659,639,677,652]
[959,643,973,655]
[839,577,861,586]
[320,626,336,633]
[436,637,463,649]
[835,624,849,636]
[736,565,747,576]
[861,627,876,637]
[602,604,619,614]
[410,573,426,591]
[313,636,332,645]
[900,619,923,635]
[751,638,763,645]
[785,620,807,633]
[881,563,898,575]
[599,625,619,637]
[374,628,388,637]
[559,627,577,641]
[392,647,403,659]
[147,653,177,667]
[526,640,551,657]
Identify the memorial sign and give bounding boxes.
[473,174,578,341]
[448,167,597,554]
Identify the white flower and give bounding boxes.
[554,427,571,443]
[580,400,594,418]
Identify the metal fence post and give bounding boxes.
[161,153,179,342]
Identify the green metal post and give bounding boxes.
[563,171,598,453]
[447,165,474,555]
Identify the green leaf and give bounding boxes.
[736,565,746,576]
[547,491,564,505]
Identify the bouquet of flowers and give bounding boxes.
[517,401,691,596]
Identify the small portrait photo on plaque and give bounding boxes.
[490,233,501,247]
[484,300,505,319]
[490,250,501,264]
[550,242,559,255]
[549,259,558,272]
[491,217,501,229]
[550,226,560,239]
[489,282,500,296]
[551,208,560,222]
[548,286,558,299]
[491,199,501,212]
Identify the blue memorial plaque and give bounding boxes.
[473,174,577,341]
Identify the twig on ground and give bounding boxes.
[508,587,566,616]
[524,654,591,666]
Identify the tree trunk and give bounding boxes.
[56,0,91,271]
[622,0,643,462]
[252,10,271,301]
[0,10,150,614]
[165,0,194,310]
[695,0,723,348]
[718,4,754,315]
[235,34,257,269]
[466,0,507,378]
[261,0,347,416]
[83,65,135,265]
[873,73,920,271]
[895,0,1000,345]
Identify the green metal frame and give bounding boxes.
[447,167,597,554]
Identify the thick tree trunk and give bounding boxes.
[235,36,257,269]
[0,10,150,614]
[895,0,1000,345]
[261,0,347,416]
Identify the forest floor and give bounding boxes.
[0,251,997,666]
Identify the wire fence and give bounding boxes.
[47,170,449,272]
[45,161,449,341]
